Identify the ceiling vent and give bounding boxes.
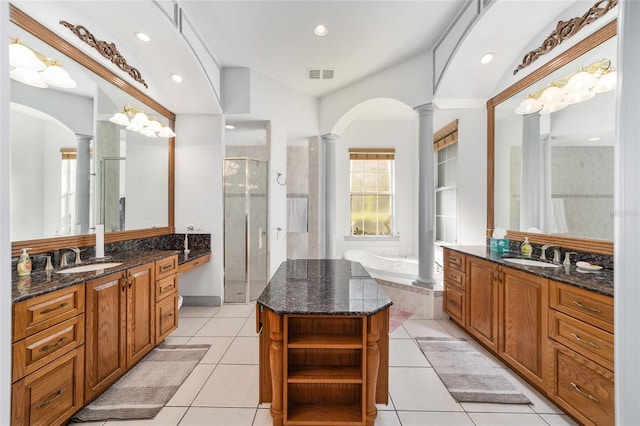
[307,68,335,80]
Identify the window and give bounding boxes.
[434,120,458,244]
[60,148,77,236]
[349,148,395,236]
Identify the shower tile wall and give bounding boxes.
[287,145,309,259]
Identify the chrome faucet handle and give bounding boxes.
[553,247,561,263]
[540,245,552,260]
[61,247,82,265]
[563,251,578,266]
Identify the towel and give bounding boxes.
[287,197,308,233]
[549,198,569,234]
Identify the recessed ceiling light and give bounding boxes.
[135,32,151,42]
[171,74,183,83]
[225,124,235,130]
[313,24,328,37]
[480,52,494,65]
[588,137,601,142]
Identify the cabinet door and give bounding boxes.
[466,257,499,352]
[126,263,155,367]
[85,272,126,401]
[499,266,549,387]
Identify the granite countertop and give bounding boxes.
[257,259,393,316]
[447,246,614,297]
[12,248,209,304]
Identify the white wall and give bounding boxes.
[175,114,224,302]
[334,120,418,258]
[269,121,288,277]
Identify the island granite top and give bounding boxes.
[447,246,613,297]
[257,259,393,316]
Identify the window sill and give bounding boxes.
[343,236,400,242]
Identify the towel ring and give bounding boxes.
[276,227,286,240]
[276,172,287,186]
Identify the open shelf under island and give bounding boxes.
[256,259,392,426]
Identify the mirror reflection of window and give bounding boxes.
[59,148,77,236]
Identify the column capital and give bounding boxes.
[321,133,339,143]
[414,102,438,116]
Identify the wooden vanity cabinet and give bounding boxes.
[443,249,466,326]
[155,255,179,342]
[548,280,614,426]
[11,284,85,426]
[85,262,156,402]
[466,256,499,352]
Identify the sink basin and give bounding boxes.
[57,262,122,274]
[501,258,560,268]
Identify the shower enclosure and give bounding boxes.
[223,158,269,303]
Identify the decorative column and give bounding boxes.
[268,310,284,426]
[322,133,338,259]
[414,103,437,286]
[75,134,92,235]
[519,112,542,231]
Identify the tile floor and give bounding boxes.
[72,305,579,426]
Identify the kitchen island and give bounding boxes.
[256,259,392,426]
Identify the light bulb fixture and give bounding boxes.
[225,124,236,130]
[135,32,151,42]
[9,38,77,89]
[313,24,328,37]
[515,58,616,115]
[171,73,183,83]
[109,105,176,138]
[480,52,494,65]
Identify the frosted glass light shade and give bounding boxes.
[139,127,157,138]
[564,89,596,105]
[539,86,564,104]
[9,42,46,71]
[10,68,47,88]
[592,71,617,93]
[41,65,77,88]
[131,112,150,126]
[158,126,176,138]
[540,101,568,114]
[565,71,598,92]
[515,97,542,115]
[109,112,130,126]
[147,120,163,132]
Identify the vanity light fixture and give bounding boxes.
[171,73,183,83]
[588,137,601,142]
[109,105,176,138]
[9,38,77,89]
[135,32,151,42]
[313,24,328,37]
[515,58,616,115]
[225,124,236,130]
[480,52,494,65]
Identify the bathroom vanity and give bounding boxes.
[443,246,614,426]
[257,259,392,426]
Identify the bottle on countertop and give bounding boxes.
[520,237,533,258]
[17,248,32,277]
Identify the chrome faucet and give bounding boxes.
[540,245,561,263]
[563,251,578,266]
[60,247,82,267]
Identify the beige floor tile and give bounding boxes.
[389,338,430,367]
[162,336,190,346]
[103,407,187,426]
[398,411,475,425]
[377,397,395,411]
[238,316,260,336]
[216,303,256,318]
[170,317,209,337]
[185,336,234,364]
[389,325,411,339]
[401,319,453,339]
[389,367,463,412]
[468,412,549,425]
[220,336,259,364]
[194,317,246,337]
[192,364,259,407]
[374,410,402,426]
[438,319,470,338]
[179,407,257,426]
[166,363,216,407]
[500,368,564,414]
[252,408,274,425]
[69,421,105,426]
[539,414,580,426]
[178,306,220,318]
[461,402,535,413]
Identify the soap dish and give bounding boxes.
[576,261,603,271]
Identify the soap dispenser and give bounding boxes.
[17,248,32,277]
[520,238,533,258]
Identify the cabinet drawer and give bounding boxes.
[12,315,85,383]
[155,255,178,280]
[13,285,85,342]
[156,275,178,301]
[550,281,613,333]
[156,292,178,342]
[443,249,465,272]
[549,310,613,371]
[443,265,465,290]
[11,347,84,426]
[444,284,465,325]
[553,344,614,426]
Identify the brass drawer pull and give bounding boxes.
[161,284,174,293]
[572,300,601,313]
[160,263,173,272]
[449,273,459,281]
[37,387,66,409]
[40,302,68,314]
[162,313,174,321]
[40,337,67,352]
[571,382,600,403]
[449,299,458,306]
[571,333,600,349]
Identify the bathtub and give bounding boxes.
[342,249,442,288]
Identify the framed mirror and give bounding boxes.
[10,5,175,256]
[487,21,615,255]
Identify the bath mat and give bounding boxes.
[415,337,531,404]
[72,344,210,422]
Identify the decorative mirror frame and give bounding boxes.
[487,20,616,256]
[10,4,175,257]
